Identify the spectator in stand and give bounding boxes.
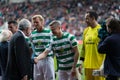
[0,0,120,40]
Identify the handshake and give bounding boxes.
[31,57,39,64]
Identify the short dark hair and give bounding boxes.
[87,10,98,20]
[8,21,18,26]
[49,20,61,27]
[107,18,120,33]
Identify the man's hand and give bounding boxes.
[71,67,76,77]
[21,75,28,80]
[78,60,83,74]
[34,57,39,64]
[78,64,83,74]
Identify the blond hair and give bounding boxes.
[0,30,13,42]
[32,15,44,22]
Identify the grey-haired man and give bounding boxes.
[5,18,32,80]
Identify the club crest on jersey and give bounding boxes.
[60,47,64,52]
[37,40,41,45]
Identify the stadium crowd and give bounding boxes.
[0,0,120,80]
[0,0,120,39]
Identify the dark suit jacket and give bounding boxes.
[5,31,31,80]
[0,41,9,78]
[98,33,120,76]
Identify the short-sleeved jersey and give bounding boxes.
[81,24,105,69]
[46,32,80,70]
[31,28,53,57]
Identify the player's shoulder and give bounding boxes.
[43,28,52,34]
[32,29,37,34]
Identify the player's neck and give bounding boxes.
[91,21,98,28]
[57,31,63,38]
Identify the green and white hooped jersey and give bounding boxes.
[31,28,53,57]
[46,32,80,70]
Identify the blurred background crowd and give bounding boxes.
[0,0,120,40]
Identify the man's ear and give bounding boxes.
[26,28,29,34]
[59,26,61,29]
[91,16,95,21]
[42,21,45,26]
[58,25,61,30]
[107,26,112,33]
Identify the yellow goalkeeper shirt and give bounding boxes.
[81,24,105,69]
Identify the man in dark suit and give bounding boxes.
[5,18,32,80]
